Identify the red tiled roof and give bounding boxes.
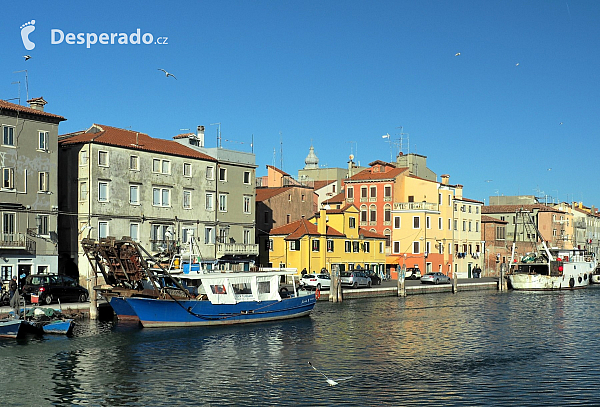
[322,191,346,204]
[0,99,66,121]
[270,217,344,239]
[357,228,386,239]
[255,187,292,202]
[59,124,216,161]
[313,180,334,190]
[482,204,565,214]
[481,215,508,224]
[346,167,407,182]
[266,165,290,177]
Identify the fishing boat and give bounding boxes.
[0,319,25,339]
[82,237,315,325]
[507,209,597,290]
[124,269,316,328]
[23,308,74,335]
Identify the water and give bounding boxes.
[2,287,600,406]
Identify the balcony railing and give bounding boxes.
[0,233,35,254]
[216,243,259,257]
[393,202,439,211]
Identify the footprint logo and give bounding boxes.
[20,20,36,51]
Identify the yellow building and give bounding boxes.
[268,205,387,276]
[388,172,458,277]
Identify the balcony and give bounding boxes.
[0,233,35,253]
[393,202,439,211]
[217,243,259,257]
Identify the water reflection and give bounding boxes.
[3,290,600,405]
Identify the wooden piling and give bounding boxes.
[329,264,342,302]
[397,266,406,297]
[452,273,458,293]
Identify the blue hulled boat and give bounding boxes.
[124,270,316,328]
[0,319,25,338]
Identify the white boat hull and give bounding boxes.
[509,271,590,290]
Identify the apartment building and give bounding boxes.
[268,205,386,275]
[0,98,66,284]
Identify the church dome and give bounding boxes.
[304,146,319,169]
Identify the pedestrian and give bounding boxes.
[9,276,21,315]
[9,276,17,299]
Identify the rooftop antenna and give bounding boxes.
[346,141,357,160]
[397,126,409,156]
[210,122,221,148]
[279,132,283,170]
[13,70,29,102]
[8,81,21,104]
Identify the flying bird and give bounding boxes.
[559,122,563,125]
[455,52,461,56]
[24,55,31,61]
[485,180,493,183]
[515,62,519,66]
[308,361,353,386]
[158,68,177,79]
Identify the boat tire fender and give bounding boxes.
[578,276,582,284]
[569,277,575,288]
[315,288,321,300]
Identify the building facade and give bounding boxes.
[268,205,386,276]
[0,98,65,285]
[58,124,259,291]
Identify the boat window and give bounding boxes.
[210,284,227,294]
[257,281,270,294]
[231,282,252,294]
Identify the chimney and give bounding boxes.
[197,125,205,147]
[27,97,47,112]
[441,174,450,185]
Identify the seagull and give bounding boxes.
[24,55,31,61]
[485,180,493,183]
[515,62,519,66]
[559,122,563,125]
[455,52,461,56]
[547,168,552,171]
[158,68,177,79]
[308,361,353,386]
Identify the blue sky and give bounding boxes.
[3,1,599,206]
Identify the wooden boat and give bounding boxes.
[507,210,596,290]
[0,319,24,339]
[124,269,315,328]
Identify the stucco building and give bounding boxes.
[0,98,66,285]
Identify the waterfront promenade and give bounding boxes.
[0,277,499,318]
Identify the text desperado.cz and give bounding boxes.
[51,29,168,48]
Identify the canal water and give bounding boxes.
[2,287,600,406]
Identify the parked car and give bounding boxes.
[300,273,331,290]
[405,267,422,280]
[420,272,451,285]
[22,274,89,305]
[367,272,382,285]
[340,271,371,288]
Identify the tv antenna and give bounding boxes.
[210,122,221,148]
[13,70,29,102]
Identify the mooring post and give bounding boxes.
[397,266,406,297]
[452,270,458,293]
[499,263,507,291]
[330,264,342,302]
[89,273,98,319]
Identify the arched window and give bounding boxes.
[384,204,391,222]
[360,205,368,222]
[369,205,377,223]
